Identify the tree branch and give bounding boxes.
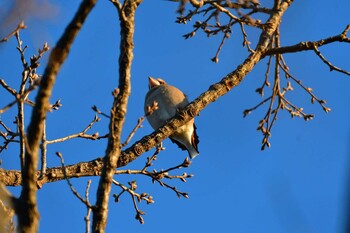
[312,45,350,76]
[116,0,295,167]
[263,24,350,57]
[0,21,26,43]
[56,152,93,208]
[16,0,97,232]
[1,0,295,189]
[92,0,142,232]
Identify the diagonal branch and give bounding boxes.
[56,152,93,208]
[0,21,27,43]
[1,0,295,189]
[116,0,295,167]
[16,0,97,232]
[312,45,350,76]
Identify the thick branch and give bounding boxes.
[0,159,104,187]
[92,0,142,232]
[17,1,97,232]
[117,0,294,166]
[1,0,294,188]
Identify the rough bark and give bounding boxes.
[1,0,297,188]
[15,1,97,232]
[92,1,142,232]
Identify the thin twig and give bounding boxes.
[84,180,92,233]
[0,121,19,153]
[312,45,350,76]
[122,100,159,147]
[211,20,232,63]
[243,96,272,117]
[141,146,163,172]
[122,116,145,147]
[255,54,273,96]
[278,60,330,113]
[0,79,17,96]
[15,31,28,172]
[112,179,153,224]
[0,134,19,154]
[0,21,26,43]
[0,78,41,114]
[56,152,93,208]
[46,115,101,144]
[239,22,255,52]
[91,105,110,119]
[209,2,242,22]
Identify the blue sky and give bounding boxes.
[1,0,350,232]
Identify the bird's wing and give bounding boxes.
[169,137,187,151]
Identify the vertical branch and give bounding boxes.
[85,180,92,233]
[15,32,28,172]
[17,112,26,171]
[17,1,97,232]
[92,0,143,232]
[40,121,47,177]
[270,29,282,127]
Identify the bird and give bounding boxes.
[144,76,199,159]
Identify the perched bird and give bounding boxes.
[144,76,199,158]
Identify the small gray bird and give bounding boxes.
[144,77,199,158]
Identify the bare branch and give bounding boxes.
[39,121,47,178]
[122,101,159,147]
[210,1,241,21]
[91,105,110,119]
[255,54,273,96]
[112,179,153,224]
[0,79,17,96]
[14,31,29,172]
[0,147,191,188]
[243,96,272,117]
[110,0,122,12]
[0,78,40,115]
[0,21,26,43]
[122,116,145,147]
[211,19,232,63]
[278,61,330,113]
[263,24,350,57]
[312,45,350,76]
[56,152,93,208]
[17,0,97,232]
[85,180,93,233]
[0,157,104,187]
[116,0,295,167]
[46,115,101,144]
[239,22,255,52]
[0,121,19,154]
[93,0,142,231]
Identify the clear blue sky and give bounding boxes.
[1,0,349,232]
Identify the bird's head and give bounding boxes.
[148,76,166,89]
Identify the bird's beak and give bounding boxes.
[148,76,160,89]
